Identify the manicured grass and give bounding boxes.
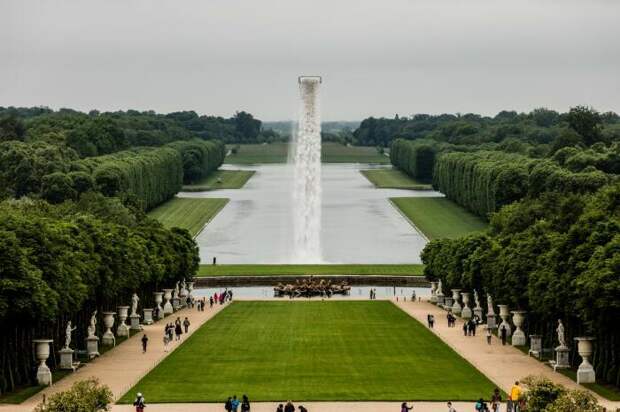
[558,369,620,401]
[148,197,228,237]
[391,197,488,240]
[120,301,496,402]
[225,142,389,164]
[361,169,432,190]
[197,264,424,277]
[182,170,255,191]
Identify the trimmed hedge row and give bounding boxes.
[390,139,437,180]
[167,139,225,184]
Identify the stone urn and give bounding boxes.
[497,304,512,337]
[429,282,438,303]
[187,281,195,301]
[154,292,164,319]
[163,289,174,315]
[451,289,462,315]
[102,311,116,346]
[461,292,472,320]
[511,311,527,346]
[117,306,130,337]
[32,339,53,386]
[575,337,596,384]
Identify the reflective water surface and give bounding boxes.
[182,164,442,264]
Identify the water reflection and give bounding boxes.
[194,286,431,300]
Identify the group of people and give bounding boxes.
[276,400,307,412]
[369,288,378,299]
[224,394,250,412]
[163,316,190,351]
[462,319,477,336]
[215,289,234,305]
[426,314,435,328]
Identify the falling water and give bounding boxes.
[291,76,322,262]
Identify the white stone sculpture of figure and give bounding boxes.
[181,278,186,292]
[557,319,567,348]
[131,293,139,316]
[436,279,443,295]
[87,310,97,337]
[64,321,77,349]
[174,281,180,297]
[474,290,481,309]
[487,294,495,314]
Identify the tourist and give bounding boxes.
[167,323,174,342]
[133,392,146,412]
[508,381,522,412]
[210,296,214,308]
[429,314,435,328]
[284,400,295,412]
[427,314,431,328]
[446,401,456,412]
[500,325,507,346]
[186,296,192,308]
[276,404,284,412]
[401,401,413,411]
[183,317,190,333]
[463,322,468,336]
[475,398,490,411]
[490,388,502,412]
[141,334,148,353]
[241,394,250,411]
[163,333,169,352]
[175,321,182,341]
[225,396,232,412]
[231,394,240,412]
[471,321,477,336]
[298,406,308,412]
[411,291,416,301]
[486,327,492,345]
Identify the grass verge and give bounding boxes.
[148,197,228,237]
[197,264,424,277]
[182,170,255,192]
[391,197,488,239]
[120,301,497,402]
[361,169,432,190]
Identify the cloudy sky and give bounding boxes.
[1,0,619,120]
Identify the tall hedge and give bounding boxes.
[166,139,225,184]
[390,139,437,180]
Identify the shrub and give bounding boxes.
[34,378,112,412]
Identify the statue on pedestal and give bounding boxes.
[487,294,495,315]
[436,279,443,296]
[474,290,481,309]
[64,321,77,349]
[174,281,180,298]
[131,293,140,317]
[557,319,567,348]
[87,310,97,338]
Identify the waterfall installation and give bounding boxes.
[291,76,322,262]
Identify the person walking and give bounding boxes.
[401,401,413,411]
[141,334,148,353]
[471,321,477,337]
[210,296,214,308]
[500,325,507,346]
[509,381,522,412]
[183,317,190,333]
[133,392,146,412]
[163,333,169,352]
[463,321,468,336]
[230,395,240,412]
[491,388,502,412]
[224,396,232,412]
[446,401,456,412]
[167,323,174,342]
[486,327,492,345]
[175,321,182,341]
[284,400,295,412]
[241,394,250,412]
[429,314,434,328]
[276,404,284,412]
[298,406,308,412]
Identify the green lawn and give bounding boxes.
[391,197,488,239]
[148,197,228,237]
[225,142,389,164]
[182,170,255,192]
[361,169,432,190]
[120,301,496,402]
[198,264,424,277]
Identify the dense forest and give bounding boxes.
[0,107,228,395]
[389,106,620,388]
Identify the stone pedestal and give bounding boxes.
[429,282,438,303]
[553,346,571,371]
[451,289,462,315]
[163,289,174,315]
[511,311,527,346]
[102,312,116,346]
[154,292,164,319]
[86,336,100,359]
[461,292,472,320]
[529,335,542,358]
[575,337,596,384]
[444,297,453,310]
[497,305,512,337]
[143,308,154,325]
[117,306,129,337]
[436,293,445,306]
[486,314,497,330]
[172,297,180,311]
[130,314,142,330]
[33,339,53,386]
[59,348,74,370]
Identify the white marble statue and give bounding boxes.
[474,290,481,309]
[487,294,495,315]
[87,310,97,337]
[64,321,77,349]
[131,293,139,316]
[436,279,443,295]
[557,319,567,348]
[181,278,186,292]
[174,281,180,298]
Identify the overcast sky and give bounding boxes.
[1,0,619,121]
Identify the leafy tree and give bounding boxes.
[0,115,26,142]
[566,106,604,146]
